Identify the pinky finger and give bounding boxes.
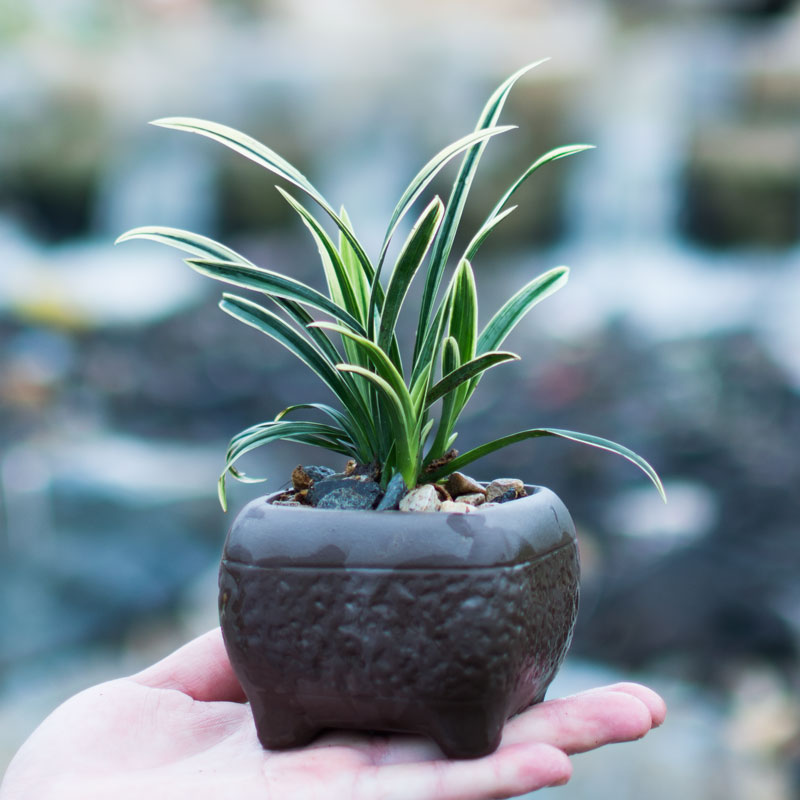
[354,742,572,800]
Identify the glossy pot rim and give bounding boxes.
[222,484,576,570]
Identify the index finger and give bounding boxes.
[131,628,247,703]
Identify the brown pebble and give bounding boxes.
[445,472,486,498]
[292,465,313,491]
[433,483,452,503]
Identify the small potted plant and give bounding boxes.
[118,61,664,759]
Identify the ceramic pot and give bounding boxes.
[218,485,579,759]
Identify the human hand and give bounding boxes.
[1,628,665,800]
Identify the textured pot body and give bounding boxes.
[218,485,579,758]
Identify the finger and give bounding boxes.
[571,682,667,727]
[131,628,247,703]
[352,741,571,800]
[501,689,654,754]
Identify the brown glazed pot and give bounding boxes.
[218,485,579,759]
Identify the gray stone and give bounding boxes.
[309,477,382,510]
[399,484,441,513]
[486,478,526,504]
[376,472,408,511]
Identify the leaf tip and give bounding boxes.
[217,475,228,512]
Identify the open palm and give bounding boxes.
[1,629,665,800]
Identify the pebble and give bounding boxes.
[458,492,486,506]
[485,478,526,503]
[439,500,474,513]
[399,484,441,513]
[309,477,382,510]
[376,472,408,511]
[445,472,486,498]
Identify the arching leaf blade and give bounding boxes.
[448,259,478,365]
[477,266,569,354]
[461,205,517,263]
[116,226,254,265]
[487,144,595,223]
[425,351,519,407]
[413,61,547,365]
[425,336,461,464]
[186,258,366,334]
[218,294,371,425]
[337,364,416,488]
[376,124,516,274]
[219,419,356,510]
[150,117,376,287]
[376,195,444,357]
[425,427,666,502]
[311,322,416,425]
[275,187,362,321]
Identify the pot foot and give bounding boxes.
[425,704,505,759]
[250,693,318,750]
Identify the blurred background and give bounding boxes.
[2,0,800,796]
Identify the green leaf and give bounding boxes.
[377,196,444,358]
[413,61,547,366]
[409,285,452,389]
[116,225,254,264]
[311,322,416,426]
[186,258,366,335]
[485,144,595,224]
[218,294,371,425]
[274,401,352,430]
[425,336,461,462]
[219,419,355,510]
[425,427,666,502]
[409,359,433,416]
[268,297,343,374]
[150,117,376,286]
[276,187,362,320]
[336,364,417,488]
[338,206,370,322]
[273,402,370,461]
[376,124,516,276]
[448,259,478,364]
[426,350,519,407]
[478,266,569,354]
[462,205,517,262]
